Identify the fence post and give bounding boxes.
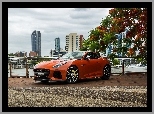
[122,60,125,75]
[9,62,12,78]
[25,56,29,78]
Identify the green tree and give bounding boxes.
[112,58,120,66]
[82,8,147,62]
[29,60,38,65]
[109,8,147,60]
[8,53,15,56]
[88,15,116,53]
[108,53,118,61]
[80,38,90,51]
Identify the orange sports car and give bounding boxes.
[33,51,111,84]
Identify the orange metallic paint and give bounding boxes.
[34,52,110,81]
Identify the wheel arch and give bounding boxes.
[68,64,79,69]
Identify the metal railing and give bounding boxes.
[8,58,147,78]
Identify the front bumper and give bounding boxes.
[33,69,67,81]
[34,76,64,82]
[34,77,50,81]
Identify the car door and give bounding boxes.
[80,52,98,78]
[92,52,102,76]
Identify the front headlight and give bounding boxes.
[33,64,38,69]
[53,62,67,68]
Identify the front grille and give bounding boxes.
[53,71,62,79]
[33,69,50,72]
[34,69,50,79]
[36,75,49,79]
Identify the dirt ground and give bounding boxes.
[8,73,147,87]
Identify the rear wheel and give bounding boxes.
[101,64,111,80]
[66,66,79,84]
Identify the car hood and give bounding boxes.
[34,59,74,69]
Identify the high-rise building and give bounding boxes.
[55,37,60,52]
[65,33,84,52]
[31,30,41,56]
[79,35,85,49]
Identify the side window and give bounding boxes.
[93,53,99,59]
[96,52,101,58]
[86,52,94,59]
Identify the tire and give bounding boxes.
[101,64,111,80]
[66,65,79,84]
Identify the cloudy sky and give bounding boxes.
[8,8,111,56]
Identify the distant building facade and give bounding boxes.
[50,49,67,57]
[65,33,84,52]
[29,51,37,57]
[15,51,27,57]
[31,30,41,56]
[55,37,60,52]
[104,28,146,57]
[79,35,85,49]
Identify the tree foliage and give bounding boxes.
[85,15,116,52]
[112,58,120,66]
[8,53,15,56]
[81,8,147,61]
[30,60,38,65]
[109,8,147,58]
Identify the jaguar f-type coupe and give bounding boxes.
[33,51,111,84]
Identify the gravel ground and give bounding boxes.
[8,73,147,87]
[8,86,147,107]
[8,73,147,107]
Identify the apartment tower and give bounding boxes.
[31,30,41,56]
[55,37,60,52]
[65,33,84,52]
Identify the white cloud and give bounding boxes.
[8,8,111,56]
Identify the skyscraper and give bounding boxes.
[79,35,84,49]
[55,37,60,52]
[31,30,41,56]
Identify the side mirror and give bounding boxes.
[85,55,90,60]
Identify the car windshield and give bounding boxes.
[60,51,85,59]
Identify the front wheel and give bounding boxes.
[101,64,111,80]
[66,65,79,84]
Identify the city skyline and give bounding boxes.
[8,8,111,56]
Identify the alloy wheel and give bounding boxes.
[102,65,111,80]
[66,66,79,83]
